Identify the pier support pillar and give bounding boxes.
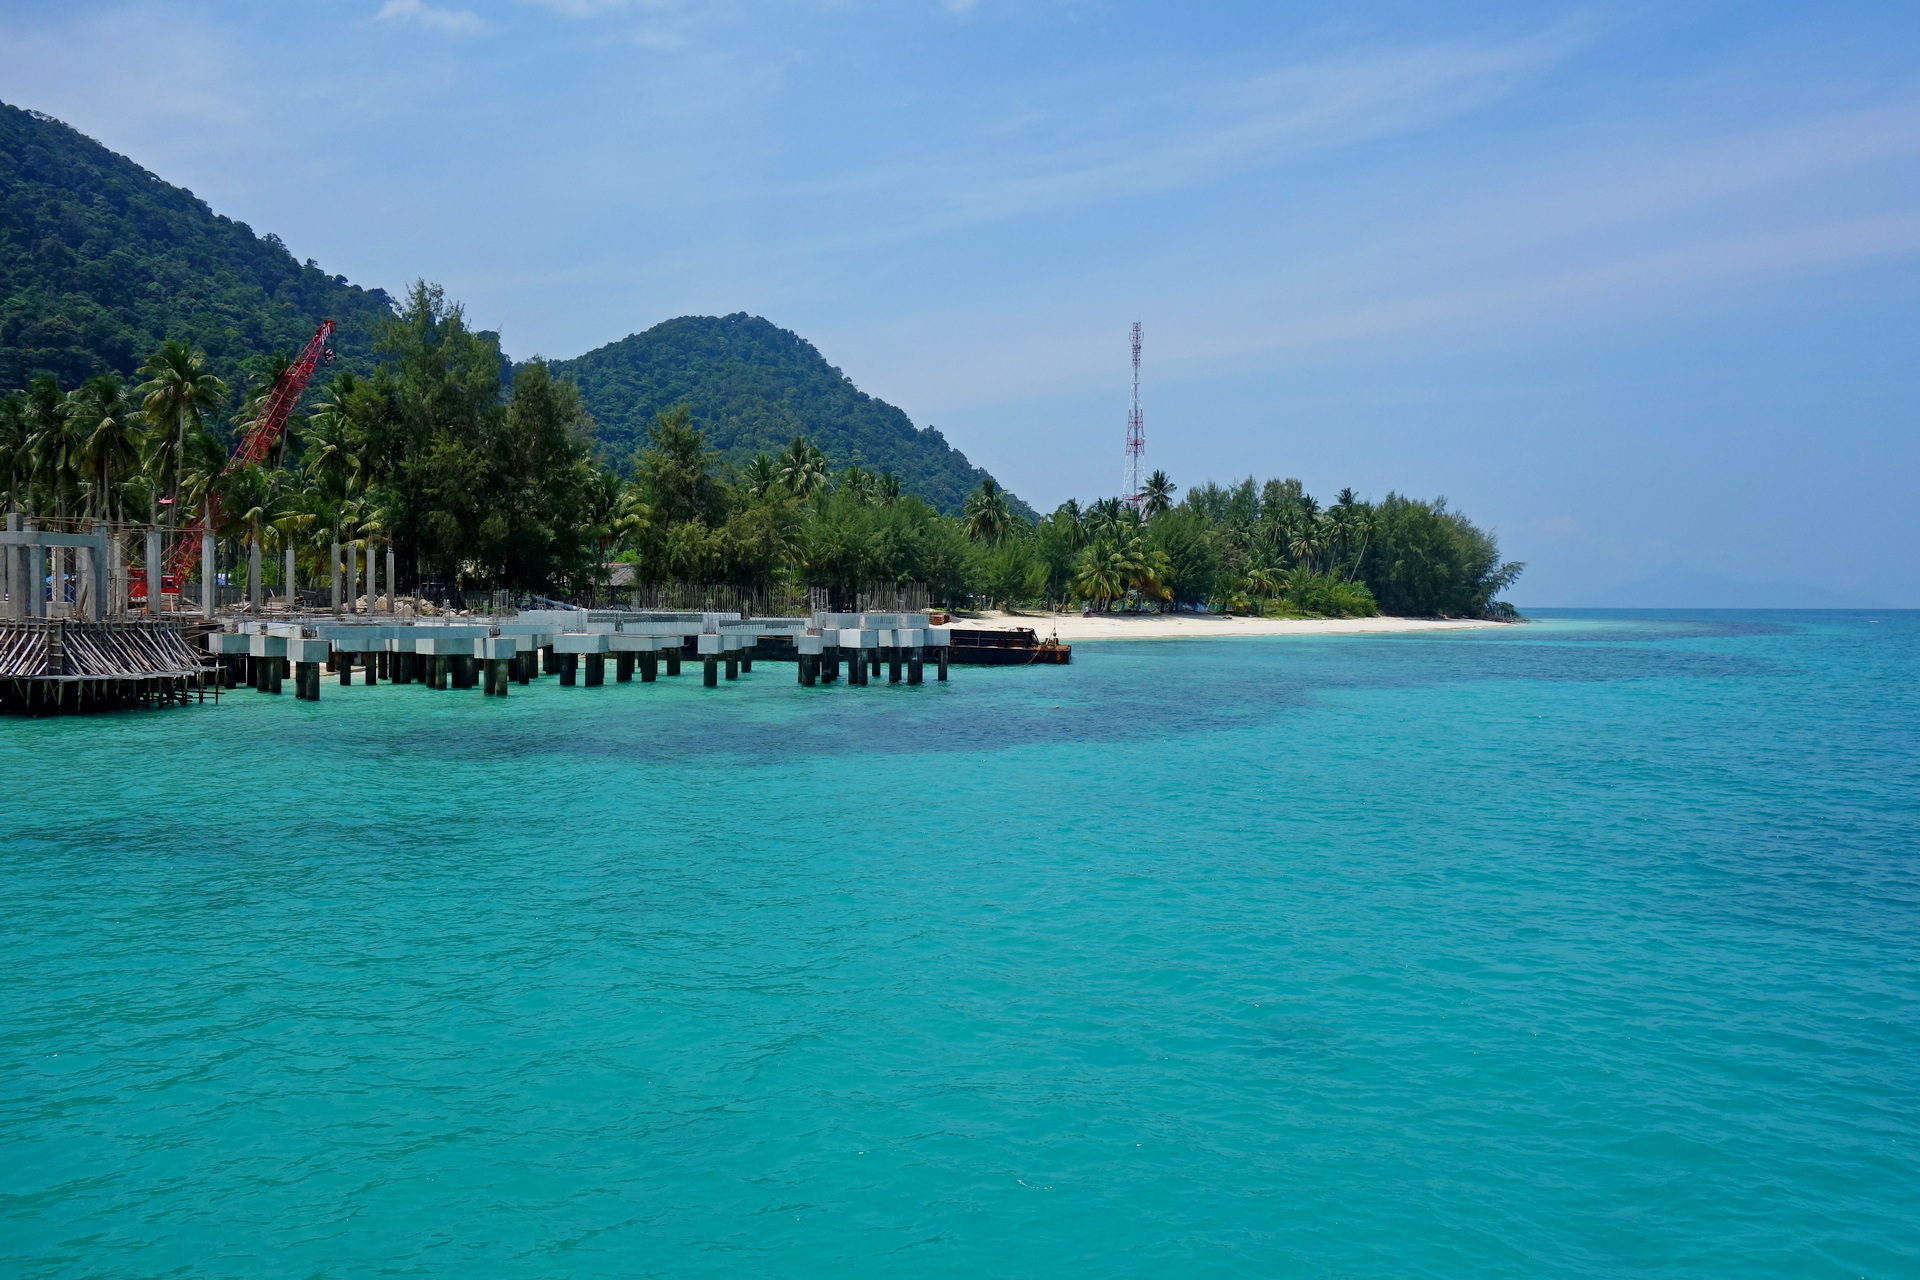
[615,652,634,682]
[724,655,739,681]
[339,656,352,686]
[143,528,162,615]
[640,654,658,682]
[486,659,510,696]
[455,655,478,689]
[703,656,719,687]
[362,654,378,686]
[823,649,839,683]
[799,654,817,686]
[666,650,682,676]
[296,662,319,700]
[201,534,216,617]
[740,653,753,673]
[515,654,531,685]
[585,653,606,687]
[888,648,902,683]
[559,654,578,686]
[937,646,949,681]
[908,648,924,684]
[392,652,412,685]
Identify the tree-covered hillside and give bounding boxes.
[0,101,392,396]
[552,314,1022,516]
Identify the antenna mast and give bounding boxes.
[1124,321,1145,509]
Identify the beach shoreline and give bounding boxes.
[958,610,1510,642]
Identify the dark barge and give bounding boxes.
[946,626,1072,666]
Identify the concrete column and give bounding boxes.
[822,649,839,683]
[888,647,903,683]
[347,543,360,614]
[489,658,511,696]
[615,652,634,682]
[144,527,162,615]
[366,543,378,611]
[339,655,353,686]
[87,525,108,621]
[702,656,719,687]
[248,539,262,611]
[559,654,578,686]
[908,648,924,684]
[740,652,753,673]
[937,646,949,681]
[799,654,817,686]
[724,654,739,681]
[640,654,658,683]
[1,512,14,621]
[202,533,216,617]
[284,544,296,610]
[330,541,341,612]
[666,649,682,676]
[585,653,606,687]
[362,652,378,686]
[386,547,396,613]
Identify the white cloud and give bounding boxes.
[376,0,494,37]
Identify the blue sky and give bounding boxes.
[4,1,1917,604]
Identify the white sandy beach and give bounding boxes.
[960,610,1507,642]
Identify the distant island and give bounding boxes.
[0,100,1522,621]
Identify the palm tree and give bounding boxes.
[136,341,227,531]
[70,374,142,523]
[876,471,901,507]
[839,463,877,505]
[1141,469,1176,519]
[25,377,82,520]
[777,436,829,499]
[0,396,27,513]
[739,453,779,500]
[963,476,1012,544]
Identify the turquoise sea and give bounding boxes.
[3,610,1917,1277]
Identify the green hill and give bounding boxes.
[551,314,1021,516]
[1,102,1018,514]
[0,100,393,394]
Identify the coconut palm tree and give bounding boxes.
[876,471,901,507]
[0,396,27,514]
[70,374,142,523]
[1141,469,1176,519]
[777,436,829,499]
[838,463,877,505]
[136,341,227,531]
[739,453,779,500]
[25,377,82,521]
[963,476,1013,544]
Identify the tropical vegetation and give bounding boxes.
[0,284,1523,619]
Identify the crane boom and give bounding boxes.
[162,320,335,583]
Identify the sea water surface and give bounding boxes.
[3,610,1917,1277]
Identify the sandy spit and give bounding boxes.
[958,610,1508,642]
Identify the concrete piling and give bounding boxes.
[908,648,924,684]
[666,650,682,676]
[559,654,578,686]
[615,652,634,682]
[640,654,658,682]
[724,655,739,681]
[703,656,719,687]
[585,653,606,687]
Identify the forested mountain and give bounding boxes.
[552,314,1022,516]
[0,100,393,396]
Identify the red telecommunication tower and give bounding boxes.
[1123,321,1145,509]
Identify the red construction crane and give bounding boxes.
[155,320,337,587]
